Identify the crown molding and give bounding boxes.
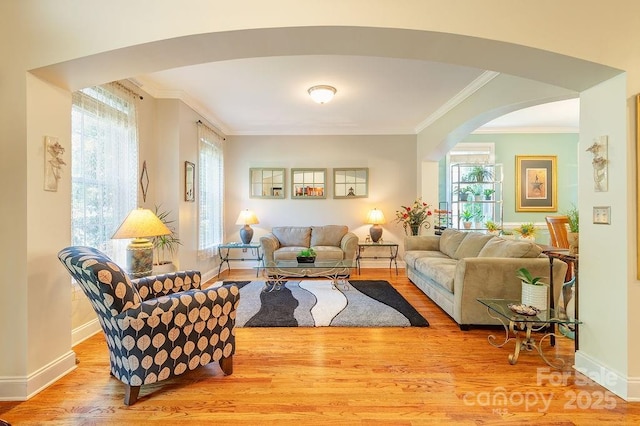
[472,126,579,134]
[132,77,229,135]
[414,71,500,133]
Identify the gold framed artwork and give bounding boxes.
[515,155,557,212]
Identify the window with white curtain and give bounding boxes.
[198,122,224,259]
[71,83,139,264]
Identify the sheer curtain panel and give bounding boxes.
[197,121,224,260]
[71,83,139,264]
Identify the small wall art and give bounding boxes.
[291,168,326,199]
[185,161,195,202]
[586,136,608,192]
[44,136,66,192]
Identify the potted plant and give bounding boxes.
[460,207,474,229]
[516,267,548,310]
[565,204,579,255]
[514,222,536,241]
[467,165,493,183]
[296,248,317,263]
[485,220,501,235]
[483,188,495,200]
[500,229,515,239]
[471,184,484,201]
[471,204,484,228]
[152,205,182,274]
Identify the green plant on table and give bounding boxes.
[516,267,543,285]
[485,220,501,232]
[514,222,536,238]
[564,203,579,232]
[297,248,317,257]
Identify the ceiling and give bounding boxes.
[135,55,579,136]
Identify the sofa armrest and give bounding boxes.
[453,257,567,325]
[260,233,280,263]
[341,232,359,260]
[404,235,440,251]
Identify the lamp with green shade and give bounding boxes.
[366,208,386,243]
[111,208,171,278]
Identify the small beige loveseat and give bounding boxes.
[404,229,568,329]
[260,225,358,276]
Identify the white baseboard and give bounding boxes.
[0,350,76,401]
[574,350,640,401]
[72,318,101,346]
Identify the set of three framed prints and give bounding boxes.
[250,167,368,200]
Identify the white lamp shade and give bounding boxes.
[111,208,171,239]
[235,209,260,225]
[308,85,336,104]
[366,209,386,225]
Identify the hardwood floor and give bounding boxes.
[1,268,639,425]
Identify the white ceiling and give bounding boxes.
[136,55,579,136]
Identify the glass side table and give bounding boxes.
[356,241,399,274]
[477,298,582,369]
[217,242,262,277]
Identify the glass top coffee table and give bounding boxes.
[477,298,582,369]
[257,260,356,292]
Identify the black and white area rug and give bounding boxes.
[217,280,429,327]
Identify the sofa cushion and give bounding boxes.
[439,229,468,258]
[310,245,345,261]
[272,226,312,247]
[404,250,450,269]
[414,257,458,292]
[453,233,495,260]
[273,246,308,261]
[310,225,348,247]
[477,237,542,258]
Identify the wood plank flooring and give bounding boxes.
[1,268,639,425]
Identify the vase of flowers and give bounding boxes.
[395,198,433,236]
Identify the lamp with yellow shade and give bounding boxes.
[366,208,386,243]
[236,209,260,244]
[111,208,171,278]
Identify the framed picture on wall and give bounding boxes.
[515,155,557,212]
[185,161,195,202]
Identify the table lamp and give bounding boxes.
[366,208,386,243]
[111,208,171,278]
[236,209,259,244]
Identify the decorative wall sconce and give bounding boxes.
[586,135,608,192]
[44,136,66,192]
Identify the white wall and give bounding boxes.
[574,75,633,398]
[226,135,419,251]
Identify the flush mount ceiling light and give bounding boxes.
[308,85,336,104]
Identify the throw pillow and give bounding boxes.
[452,233,495,259]
[439,229,468,258]
[272,226,312,247]
[477,237,542,258]
[310,225,348,247]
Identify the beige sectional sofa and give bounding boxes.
[260,225,358,276]
[404,229,567,329]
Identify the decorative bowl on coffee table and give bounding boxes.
[296,256,316,263]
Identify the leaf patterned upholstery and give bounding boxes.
[58,246,239,404]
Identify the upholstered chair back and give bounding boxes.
[57,245,240,405]
[58,246,141,316]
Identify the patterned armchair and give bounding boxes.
[57,246,240,405]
